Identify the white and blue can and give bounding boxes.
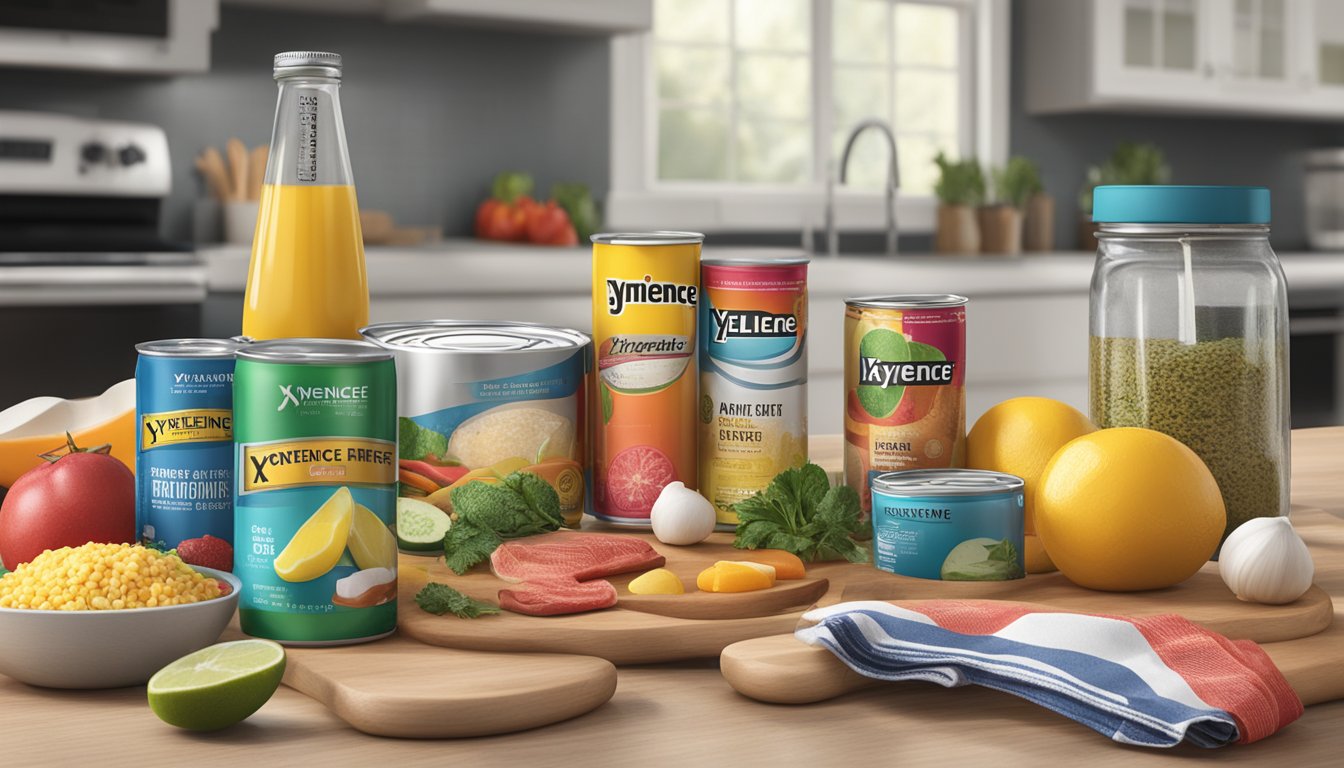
[870,469,1025,581]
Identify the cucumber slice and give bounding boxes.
[397,497,452,552]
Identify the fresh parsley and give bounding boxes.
[399,417,448,462]
[732,463,869,563]
[442,471,563,574]
[415,583,500,618]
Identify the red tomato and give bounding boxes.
[525,201,578,246]
[0,451,135,568]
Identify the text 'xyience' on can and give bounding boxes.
[135,338,242,558]
[699,256,809,528]
[233,339,398,646]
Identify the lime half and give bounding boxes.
[147,639,287,731]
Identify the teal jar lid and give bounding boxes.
[1092,185,1270,224]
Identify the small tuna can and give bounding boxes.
[870,469,1025,581]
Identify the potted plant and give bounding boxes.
[1077,142,1170,251]
[982,156,1042,255]
[933,152,985,254]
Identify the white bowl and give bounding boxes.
[0,566,241,689]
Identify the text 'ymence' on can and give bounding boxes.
[870,469,1025,581]
[844,295,968,523]
[590,232,703,525]
[699,257,809,527]
[361,320,591,528]
[233,339,398,646]
[135,338,242,557]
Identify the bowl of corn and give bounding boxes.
[0,542,240,689]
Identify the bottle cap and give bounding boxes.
[273,51,342,79]
[1093,185,1270,225]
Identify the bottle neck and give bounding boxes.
[265,76,354,186]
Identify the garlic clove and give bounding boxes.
[1218,517,1314,605]
[650,481,717,546]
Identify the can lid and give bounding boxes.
[872,469,1024,496]
[591,231,705,246]
[702,255,811,267]
[846,294,968,309]
[360,321,590,353]
[1092,185,1270,225]
[274,50,342,79]
[236,338,391,363]
[135,338,242,358]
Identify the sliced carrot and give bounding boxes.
[399,459,468,486]
[398,469,441,496]
[735,549,807,580]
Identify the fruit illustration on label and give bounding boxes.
[273,487,354,582]
[347,503,397,571]
[607,445,676,515]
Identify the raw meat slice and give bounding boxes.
[491,531,665,583]
[489,531,666,616]
[499,578,617,616]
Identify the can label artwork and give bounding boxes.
[135,339,239,555]
[844,296,968,521]
[590,232,703,524]
[699,259,808,526]
[360,321,590,528]
[871,469,1024,581]
[233,341,397,646]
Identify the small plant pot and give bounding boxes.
[1024,193,1055,252]
[935,204,980,254]
[978,205,1023,256]
[1078,212,1100,253]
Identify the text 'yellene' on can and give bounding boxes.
[233,339,398,646]
[871,469,1024,581]
[698,256,809,528]
[135,338,242,558]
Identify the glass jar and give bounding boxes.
[1089,185,1289,542]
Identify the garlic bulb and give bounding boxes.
[1218,516,1314,605]
[650,482,716,545]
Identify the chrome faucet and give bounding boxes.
[825,119,901,257]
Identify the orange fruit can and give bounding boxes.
[590,232,703,524]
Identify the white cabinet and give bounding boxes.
[1024,0,1344,119]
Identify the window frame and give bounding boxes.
[607,0,1010,234]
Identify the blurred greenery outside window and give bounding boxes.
[652,0,972,196]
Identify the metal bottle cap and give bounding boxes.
[273,51,343,79]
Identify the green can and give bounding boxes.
[233,339,398,646]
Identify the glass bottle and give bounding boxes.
[1089,185,1289,543]
[243,50,368,340]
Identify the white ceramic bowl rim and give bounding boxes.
[0,565,240,615]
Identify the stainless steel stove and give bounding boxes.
[0,110,205,405]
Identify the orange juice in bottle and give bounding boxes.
[243,51,368,340]
[590,232,703,524]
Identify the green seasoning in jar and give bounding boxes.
[1089,186,1289,542]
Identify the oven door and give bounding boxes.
[0,253,206,406]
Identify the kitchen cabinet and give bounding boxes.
[223,0,651,35]
[1023,0,1344,119]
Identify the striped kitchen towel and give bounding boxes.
[796,600,1302,748]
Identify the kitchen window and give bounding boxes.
[608,0,1009,233]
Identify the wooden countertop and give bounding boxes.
[5,430,1344,766]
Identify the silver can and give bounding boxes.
[360,320,591,527]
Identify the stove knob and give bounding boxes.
[118,144,146,166]
[80,142,107,164]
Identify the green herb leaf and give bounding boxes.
[600,382,614,424]
[732,463,868,563]
[399,417,448,462]
[991,155,1043,208]
[491,171,534,204]
[933,152,986,206]
[442,471,563,574]
[415,583,500,618]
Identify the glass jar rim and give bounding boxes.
[1096,223,1270,239]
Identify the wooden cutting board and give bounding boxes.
[720,604,1344,707]
[224,627,617,738]
[397,528,1332,664]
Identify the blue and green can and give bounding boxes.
[233,339,398,646]
[135,338,243,556]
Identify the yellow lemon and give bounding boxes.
[1024,534,1055,573]
[274,487,354,582]
[347,503,397,571]
[966,397,1097,573]
[1035,428,1225,592]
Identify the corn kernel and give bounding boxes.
[0,543,223,611]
